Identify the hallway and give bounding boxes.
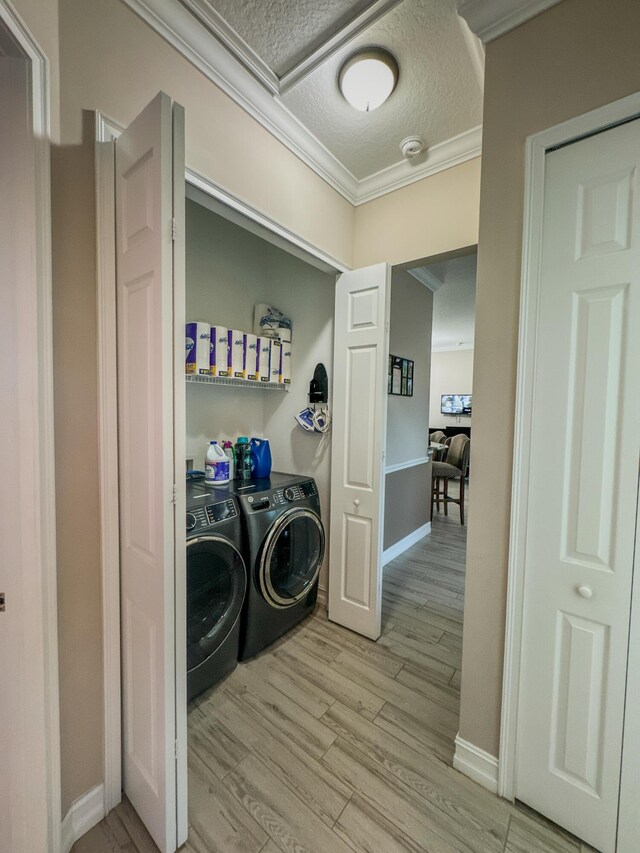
[74,500,587,853]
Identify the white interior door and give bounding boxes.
[516,120,640,853]
[328,263,390,639]
[116,92,187,853]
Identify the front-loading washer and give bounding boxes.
[231,472,325,660]
[185,476,247,701]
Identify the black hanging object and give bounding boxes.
[309,362,328,405]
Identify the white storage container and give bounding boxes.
[269,339,282,383]
[210,325,228,376]
[257,337,270,382]
[243,333,258,381]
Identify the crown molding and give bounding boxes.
[457,14,485,93]
[457,0,563,44]
[357,126,482,205]
[123,0,481,205]
[278,0,404,93]
[408,266,444,293]
[181,0,279,93]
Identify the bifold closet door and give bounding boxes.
[515,119,640,853]
[115,91,187,853]
[329,263,390,639]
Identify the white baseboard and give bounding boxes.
[316,585,327,607]
[61,783,105,853]
[382,522,431,567]
[453,735,499,794]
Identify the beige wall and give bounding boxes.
[460,0,640,758]
[429,349,474,430]
[353,157,481,268]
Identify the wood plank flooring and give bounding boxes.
[74,486,592,852]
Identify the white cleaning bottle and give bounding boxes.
[205,441,229,485]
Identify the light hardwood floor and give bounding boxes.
[74,488,593,853]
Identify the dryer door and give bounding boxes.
[259,508,325,608]
[186,536,246,672]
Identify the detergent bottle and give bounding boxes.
[235,437,252,481]
[250,438,272,479]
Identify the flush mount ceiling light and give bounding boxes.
[338,48,399,112]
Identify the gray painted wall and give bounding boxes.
[384,269,433,550]
[185,199,335,589]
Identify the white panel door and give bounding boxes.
[516,120,640,853]
[329,263,390,639]
[115,92,187,853]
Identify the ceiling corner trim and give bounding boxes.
[355,126,482,205]
[457,0,563,44]
[408,267,444,293]
[181,0,279,93]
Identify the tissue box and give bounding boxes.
[257,337,270,382]
[281,340,292,385]
[243,333,258,381]
[185,322,211,375]
[269,339,282,383]
[228,330,245,379]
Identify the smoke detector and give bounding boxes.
[400,136,424,159]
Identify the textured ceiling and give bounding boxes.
[426,253,477,350]
[205,0,375,77]
[191,0,483,180]
[281,0,482,179]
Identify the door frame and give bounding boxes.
[0,2,61,850]
[95,110,348,822]
[499,90,640,848]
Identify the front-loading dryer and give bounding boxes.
[185,476,247,701]
[232,472,325,660]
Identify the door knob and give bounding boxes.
[353,499,360,507]
[577,585,593,599]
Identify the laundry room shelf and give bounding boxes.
[186,375,288,391]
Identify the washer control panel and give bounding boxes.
[186,498,237,533]
[248,480,317,511]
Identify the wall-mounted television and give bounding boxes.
[441,394,472,415]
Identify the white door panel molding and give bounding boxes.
[501,92,640,853]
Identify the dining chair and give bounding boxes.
[431,434,470,524]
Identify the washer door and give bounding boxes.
[259,508,325,608]
[186,536,247,672]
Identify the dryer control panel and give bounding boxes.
[186,498,237,533]
[247,480,317,511]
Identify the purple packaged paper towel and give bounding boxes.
[186,322,210,375]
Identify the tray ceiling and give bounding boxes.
[204,0,377,78]
[280,0,482,179]
[179,0,483,194]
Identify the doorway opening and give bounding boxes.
[378,248,477,771]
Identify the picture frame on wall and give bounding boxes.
[388,354,414,397]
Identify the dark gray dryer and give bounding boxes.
[232,472,325,660]
[185,476,247,701]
